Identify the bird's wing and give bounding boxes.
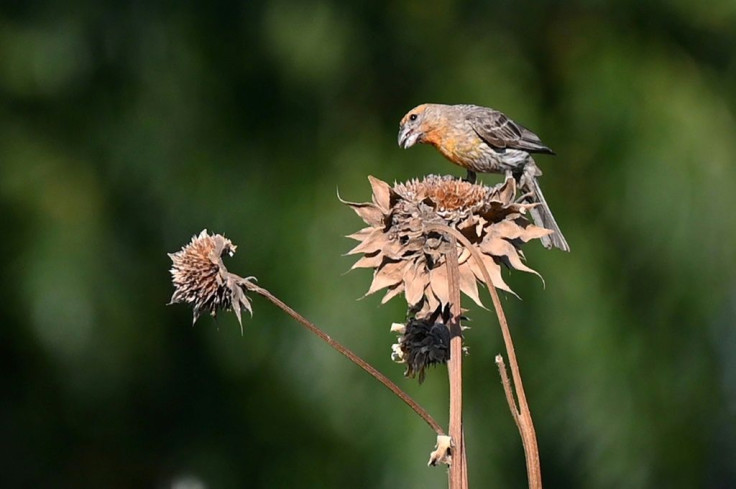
[467,107,554,154]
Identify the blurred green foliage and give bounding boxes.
[1,0,735,488]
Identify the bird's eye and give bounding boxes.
[409,113,418,122]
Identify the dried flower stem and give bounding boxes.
[495,355,521,429]
[427,223,542,489]
[446,237,469,489]
[243,281,445,436]
[480,267,542,489]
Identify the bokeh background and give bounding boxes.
[2,0,736,488]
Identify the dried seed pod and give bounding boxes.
[168,229,253,329]
[344,175,551,317]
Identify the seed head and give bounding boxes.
[168,229,253,330]
[343,175,551,317]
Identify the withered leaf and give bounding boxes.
[515,221,554,242]
[420,290,441,317]
[488,220,526,240]
[381,238,405,260]
[458,261,484,307]
[347,202,385,227]
[493,176,516,203]
[368,175,392,213]
[469,252,516,296]
[480,235,517,258]
[403,260,429,306]
[347,228,388,255]
[382,282,405,304]
[429,262,450,305]
[457,246,471,265]
[366,260,407,296]
[350,252,383,270]
[345,226,373,242]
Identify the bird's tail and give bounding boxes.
[524,175,570,252]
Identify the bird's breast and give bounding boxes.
[424,127,483,169]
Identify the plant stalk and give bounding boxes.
[244,281,445,436]
[446,237,469,489]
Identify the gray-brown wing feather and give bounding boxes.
[466,107,554,155]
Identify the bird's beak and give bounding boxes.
[398,125,419,149]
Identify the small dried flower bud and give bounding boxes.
[393,306,455,383]
[168,229,253,330]
[390,342,405,363]
[390,322,406,334]
[428,435,453,466]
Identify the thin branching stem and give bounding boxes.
[495,354,521,430]
[243,281,445,436]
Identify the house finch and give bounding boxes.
[398,103,569,252]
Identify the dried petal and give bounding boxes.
[458,261,484,307]
[350,252,383,270]
[346,229,388,255]
[345,227,373,241]
[382,282,406,304]
[347,202,385,227]
[428,263,450,305]
[366,260,406,296]
[404,261,429,306]
[428,435,453,466]
[368,175,393,212]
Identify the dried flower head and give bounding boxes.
[169,229,253,329]
[344,175,551,317]
[391,306,454,383]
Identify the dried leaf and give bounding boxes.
[490,220,553,242]
[429,262,450,305]
[514,221,554,242]
[469,252,516,296]
[381,238,405,260]
[346,229,388,255]
[368,175,392,212]
[494,176,516,203]
[347,202,385,227]
[458,261,484,307]
[404,261,429,306]
[345,227,373,241]
[382,282,405,304]
[458,246,471,265]
[488,220,525,240]
[480,235,517,258]
[419,290,441,318]
[350,252,383,270]
[366,260,406,296]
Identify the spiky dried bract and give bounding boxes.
[344,175,551,317]
[391,306,453,383]
[169,229,253,329]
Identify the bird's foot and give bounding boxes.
[516,190,535,203]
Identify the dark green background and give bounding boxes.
[2,1,735,487]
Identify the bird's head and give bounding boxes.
[398,104,434,149]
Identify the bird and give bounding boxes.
[397,103,569,252]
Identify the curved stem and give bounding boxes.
[244,281,445,436]
[425,223,542,489]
